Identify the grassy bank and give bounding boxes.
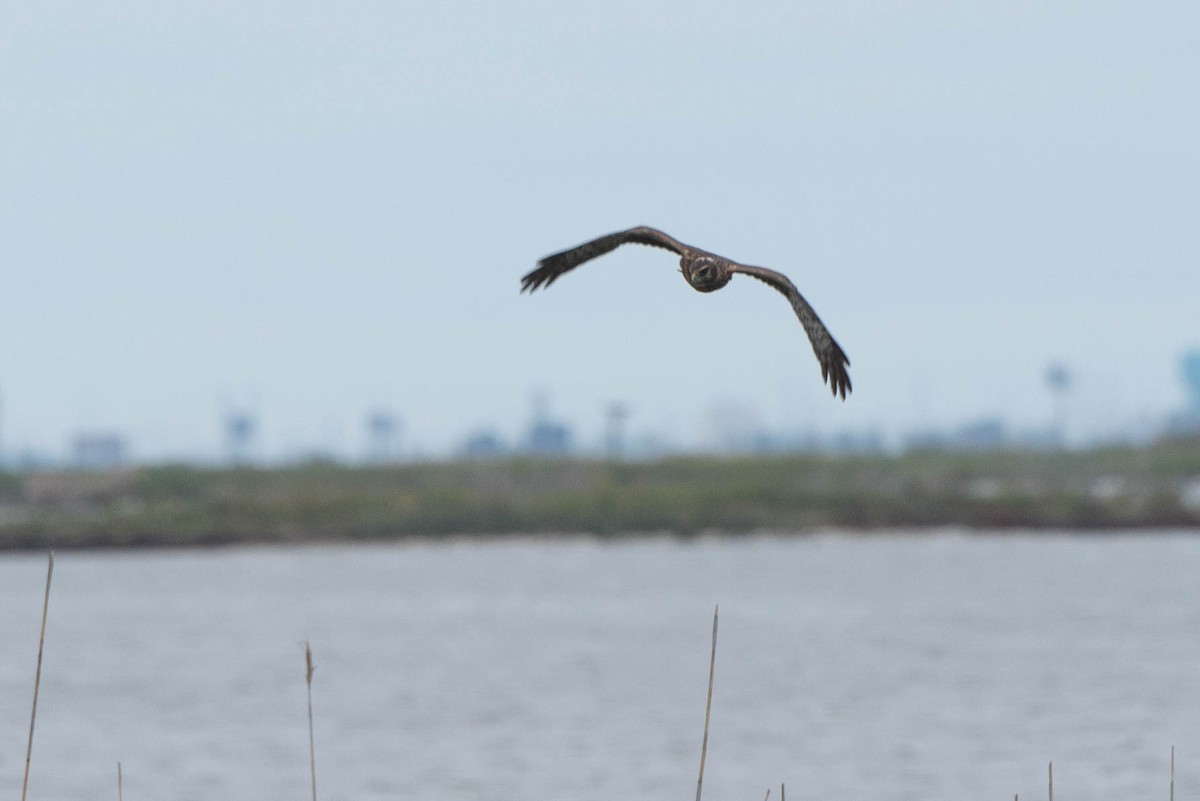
[2,437,1199,550]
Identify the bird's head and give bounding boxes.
[683,256,730,293]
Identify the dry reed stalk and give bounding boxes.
[694,605,719,801]
[1048,760,1053,801]
[20,552,54,801]
[1170,746,1175,801]
[305,641,317,801]
[117,761,123,801]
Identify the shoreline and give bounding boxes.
[2,438,1198,550]
[4,525,1200,558]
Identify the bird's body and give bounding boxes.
[521,226,852,399]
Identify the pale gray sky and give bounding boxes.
[2,1,1198,460]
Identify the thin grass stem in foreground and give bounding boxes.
[305,640,318,801]
[20,552,54,801]
[117,761,123,801]
[695,605,718,801]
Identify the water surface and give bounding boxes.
[1,532,1198,800]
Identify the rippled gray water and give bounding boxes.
[2,532,1199,801]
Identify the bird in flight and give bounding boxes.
[521,226,852,399]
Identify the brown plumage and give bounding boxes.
[522,226,852,399]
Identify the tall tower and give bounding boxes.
[225,410,257,466]
[366,410,401,463]
[604,402,629,461]
[1181,350,1200,413]
[1045,363,1071,446]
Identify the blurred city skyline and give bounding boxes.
[2,348,1198,468]
[2,2,1198,463]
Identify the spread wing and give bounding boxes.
[731,264,852,399]
[521,226,688,293]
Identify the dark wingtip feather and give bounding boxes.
[820,353,852,400]
[838,367,852,400]
[520,264,550,293]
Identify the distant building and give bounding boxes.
[747,428,884,455]
[903,428,949,452]
[1183,350,1200,411]
[527,419,572,455]
[955,417,1008,450]
[827,429,887,454]
[903,417,1008,453]
[1165,349,1200,435]
[524,392,573,456]
[224,411,257,465]
[461,429,506,459]
[366,410,401,463]
[14,449,56,471]
[72,433,128,470]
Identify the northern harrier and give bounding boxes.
[521,226,852,399]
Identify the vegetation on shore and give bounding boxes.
[1,436,1198,550]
